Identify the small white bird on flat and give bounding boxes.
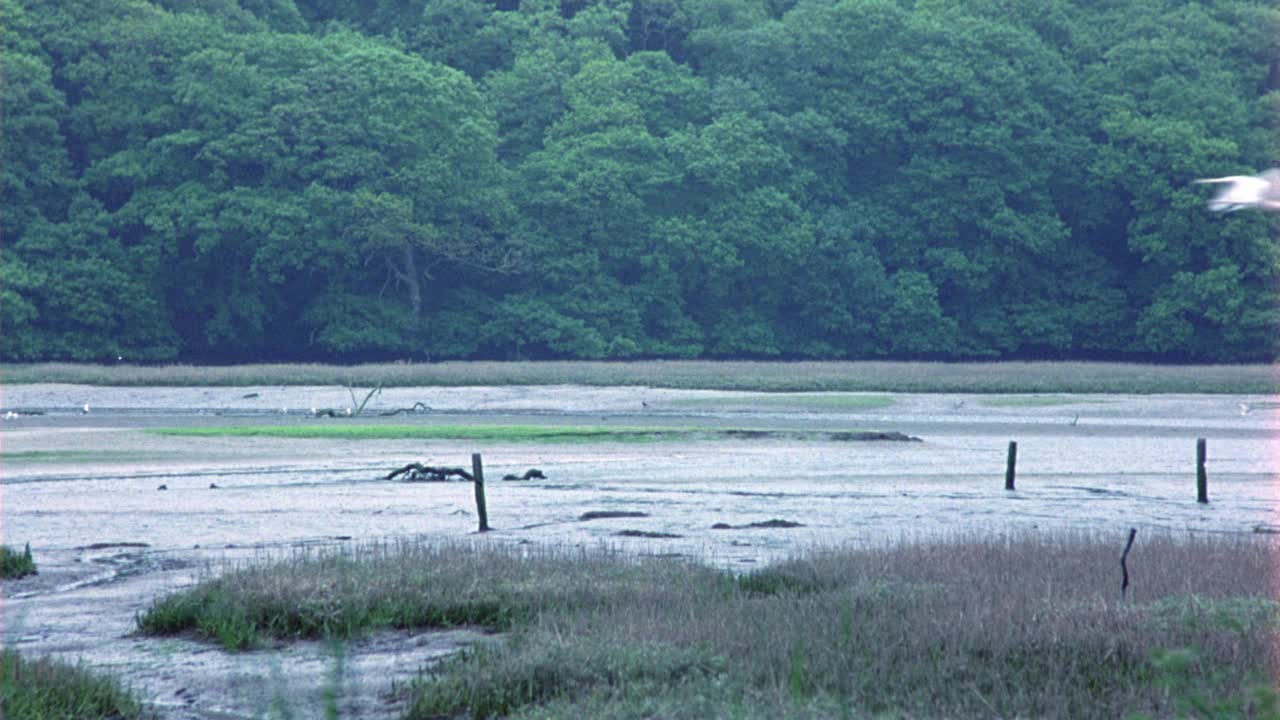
[1194,169,1280,212]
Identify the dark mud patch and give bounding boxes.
[579,511,650,521]
[827,430,921,442]
[501,469,546,481]
[718,429,921,442]
[712,519,805,530]
[1056,486,1131,497]
[613,530,684,539]
[78,542,152,550]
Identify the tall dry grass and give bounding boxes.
[138,533,1278,719]
[6,360,1280,393]
[409,532,1278,719]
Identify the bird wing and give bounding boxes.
[1258,169,1280,201]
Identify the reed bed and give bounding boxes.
[6,360,1279,393]
[0,649,150,719]
[138,533,1279,719]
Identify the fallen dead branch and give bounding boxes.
[348,383,383,416]
[378,402,432,417]
[386,464,474,482]
[711,519,804,530]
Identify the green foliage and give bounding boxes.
[1138,647,1280,720]
[0,543,37,579]
[5,0,1278,362]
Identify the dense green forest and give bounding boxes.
[2,0,1278,362]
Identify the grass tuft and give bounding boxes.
[0,649,149,719]
[1,543,37,579]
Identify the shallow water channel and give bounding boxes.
[2,384,1277,718]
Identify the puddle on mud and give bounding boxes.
[2,385,1278,717]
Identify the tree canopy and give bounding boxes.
[4,0,1278,361]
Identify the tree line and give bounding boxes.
[3,0,1278,362]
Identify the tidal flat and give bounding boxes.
[2,382,1277,718]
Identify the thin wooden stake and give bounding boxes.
[1120,527,1137,600]
[472,453,490,532]
[1005,441,1017,491]
[1196,438,1208,504]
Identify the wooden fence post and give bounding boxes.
[1196,438,1208,504]
[472,452,491,531]
[1005,441,1017,491]
[1120,528,1137,600]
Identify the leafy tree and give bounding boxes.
[4,0,1278,362]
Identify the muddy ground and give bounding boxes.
[2,384,1277,718]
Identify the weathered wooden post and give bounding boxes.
[1196,438,1208,504]
[1120,527,1137,600]
[472,452,491,531]
[1005,441,1017,491]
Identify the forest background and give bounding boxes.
[3,0,1278,363]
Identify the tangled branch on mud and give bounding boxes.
[378,402,432,416]
[386,464,475,482]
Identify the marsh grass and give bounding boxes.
[1,543,37,579]
[1,450,182,464]
[6,360,1279,393]
[147,425,888,443]
[412,533,1279,720]
[138,534,1278,719]
[979,395,1098,407]
[150,424,680,443]
[0,649,149,719]
[137,542,719,651]
[669,393,896,410]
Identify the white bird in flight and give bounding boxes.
[1194,169,1280,212]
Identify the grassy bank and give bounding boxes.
[5,360,1279,393]
[137,534,1279,719]
[0,649,149,719]
[148,424,910,443]
[0,544,37,579]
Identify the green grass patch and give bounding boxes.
[670,393,895,410]
[6,360,1279,393]
[1,543,37,579]
[139,534,1279,719]
[979,395,1097,407]
[151,424,670,442]
[147,424,910,443]
[0,649,149,719]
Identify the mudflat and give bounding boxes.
[2,384,1276,718]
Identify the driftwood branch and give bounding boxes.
[1120,527,1137,600]
[314,383,383,418]
[378,402,431,417]
[347,382,383,416]
[386,463,474,482]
